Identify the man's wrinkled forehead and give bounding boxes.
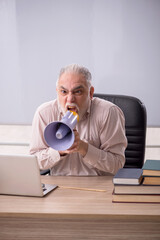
[57,73,89,89]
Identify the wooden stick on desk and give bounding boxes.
[59,186,107,192]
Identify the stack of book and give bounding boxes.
[142,160,160,185]
[112,160,160,203]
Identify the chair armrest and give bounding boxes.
[40,169,50,175]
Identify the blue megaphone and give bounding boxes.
[44,111,79,151]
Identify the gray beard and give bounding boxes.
[57,99,88,121]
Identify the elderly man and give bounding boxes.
[30,64,127,176]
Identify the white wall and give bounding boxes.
[0,0,160,125]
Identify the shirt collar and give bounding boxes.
[81,99,91,121]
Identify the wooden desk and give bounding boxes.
[0,176,160,240]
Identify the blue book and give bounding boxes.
[113,168,143,185]
[142,160,160,176]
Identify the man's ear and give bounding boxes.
[89,86,94,100]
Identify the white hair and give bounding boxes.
[57,64,92,87]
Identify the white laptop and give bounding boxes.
[0,154,57,197]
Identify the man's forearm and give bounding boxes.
[30,147,60,170]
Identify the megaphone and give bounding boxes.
[44,111,79,151]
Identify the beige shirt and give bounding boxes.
[30,97,127,176]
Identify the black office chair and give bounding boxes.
[40,169,50,175]
[94,93,147,168]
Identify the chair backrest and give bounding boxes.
[93,93,147,168]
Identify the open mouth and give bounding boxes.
[67,105,78,113]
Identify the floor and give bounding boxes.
[0,125,160,161]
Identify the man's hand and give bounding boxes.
[59,129,88,157]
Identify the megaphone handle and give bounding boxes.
[56,124,70,139]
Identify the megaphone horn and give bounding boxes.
[44,111,79,151]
